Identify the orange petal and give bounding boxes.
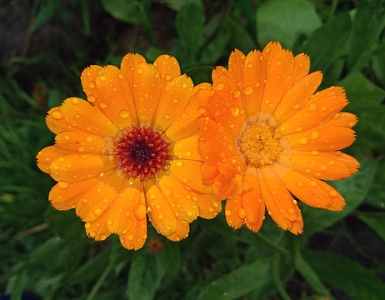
[258,166,303,234]
[120,53,146,85]
[228,49,245,87]
[49,154,115,182]
[293,53,310,82]
[153,54,181,81]
[241,167,265,232]
[225,194,244,229]
[85,210,112,241]
[242,50,266,116]
[284,125,356,151]
[93,66,136,128]
[159,175,199,223]
[146,185,177,236]
[60,98,118,137]
[167,219,189,241]
[328,112,358,128]
[107,187,145,234]
[194,193,222,219]
[36,145,69,173]
[278,87,348,135]
[49,179,97,210]
[80,65,103,101]
[131,63,162,126]
[55,131,107,154]
[46,107,74,134]
[169,159,210,194]
[274,72,323,123]
[279,150,359,180]
[120,217,147,250]
[153,74,194,131]
[75,181,117,222]
[207,67,246,137]
[274,164,345,211]
[166,83,212,140]
[173,134,201,160]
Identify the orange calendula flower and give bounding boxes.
[36,54,221,250]
[199,42,359,234]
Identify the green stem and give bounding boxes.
[86,254,114,300]
[272,254,292,300]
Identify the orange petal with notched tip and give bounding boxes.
[274,71,323,123]
[274,164,345,211]
[49,179,97,210]
[131,63,162,127]
[166,83,212,141]
[258,166,303,234]
[284,125,356,151]
[261,42,295,115]
[46,107,74,134]
[36,146,69,173]
[146,185,177,237]
[278,87,348,135]
[279,151,359,180]
[120,217,147,250]
[120,53,146,85]
[159,175,199,223]
[154,54,181,81]
[167,219,189,241]
[328,112,358,128]
[81,65,103,102]
[93,66,136,128]
[194,193,222,219]
[293,53,310,82]
[228,49,245,87]
[55,131,107,154]
[60,98,118,137]
[242,50,266,116]
[154,74,194,130]
[76,181,117,222]
[85,210,112,241]
[49,154,115,182]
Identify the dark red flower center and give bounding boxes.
[114,127,171,180]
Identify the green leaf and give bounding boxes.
[101,0,147,25]
[197,258,271,300]
[367,159,385,208]
[305,251,385,300]
[256,0,321,48]
[372,41,385,86]
[293,241,329,296]
[127,243,179,300]
[302,13,352,72]
[227,17,256,53]
[357,212,385,242]
[162,0,199,11]
[348,0,385,71]
[176,2,205,62]
[31,0,61,32]
[304,158,378,237]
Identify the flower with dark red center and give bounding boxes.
[36,53,222,250]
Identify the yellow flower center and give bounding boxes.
[238,122,282,168]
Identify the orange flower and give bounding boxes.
[37,54,221,250]
[199,42,359,234]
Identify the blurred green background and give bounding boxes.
[1,0,385,299]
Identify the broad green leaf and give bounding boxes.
[372,41,385,86]
[162,0,200,11]
[256,0,321,48]
[367,159,385,208]
[200,26,231,64]
[176,2,205,62]
[304,158,377,237]
[305,251,385,300]
[302,13,352,72]
[127,243,180,300]
[348,0,385,71]
[101,0,147,25]
[357,212,385,242]
[227,17,256,53]
[293,241,329,296]
[197,258,271,300]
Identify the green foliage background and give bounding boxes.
[1,0,385,299]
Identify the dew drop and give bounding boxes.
[119,110,130,119]
[52,111,62,119]
[244,87,253,95]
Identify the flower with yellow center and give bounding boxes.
[36,53,221,250]
[199,42,359,234]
